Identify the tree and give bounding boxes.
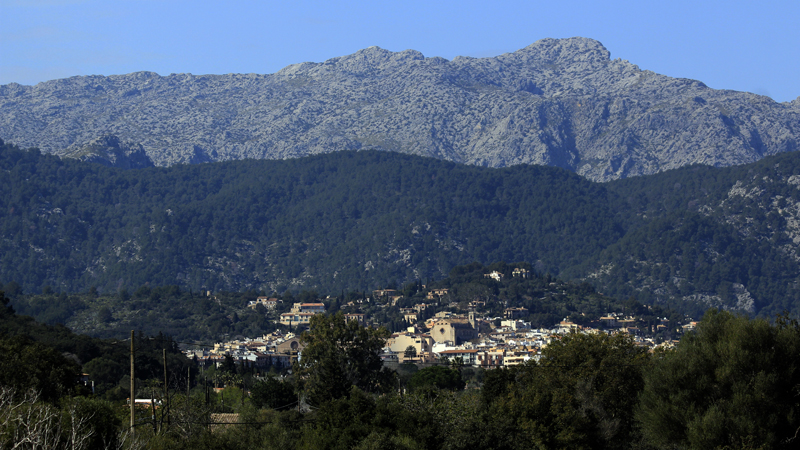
[637,310,800,449]
[251,376,296,411]
[506,332,649,449]
[295,312,394,406]
[408,366,464,392]
[403,345,417,362]
[0,290,13,318]
[0,335,81,403]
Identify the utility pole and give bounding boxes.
[163,349,169,428]
[150,390,156,434]
[130,330,135,438]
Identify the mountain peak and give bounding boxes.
[512,37,611,66]
[2,38,798,181]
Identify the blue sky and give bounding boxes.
[1,0,798,102]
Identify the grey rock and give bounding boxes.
[1,37,798,181]
[63,135,155,169]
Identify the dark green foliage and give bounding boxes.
[250,376,296,411]
[407,365,465,392]
[0,296,192,399]
[0,140,605,295]
[10,284,277,341]
[4,139,800,316]
[0,334,81,403]
[637,310,800,449]
[295,313,394,406]
[505,333,650,449]
[4,140,800,316]
[0,290,12,318]
[480,366,516,406]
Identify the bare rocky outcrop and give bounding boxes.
[63,135,154,169]
[1,37,798,181]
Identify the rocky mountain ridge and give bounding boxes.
[63,135,154,169]
[1,37,798,181]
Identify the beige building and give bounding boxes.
[291,302,325,314]
[512,267,531,278]
[279,312,316,326]
[430,318,478,345]
[248,297,279,310]
[275,338,303,354]
[343,313,366,326]
[387,333,434,362]
[400,308,419,323]
[504,307,529,320]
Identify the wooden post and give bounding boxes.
[150,390,156,434]
[163,349,169,427]
[130,330,135,437]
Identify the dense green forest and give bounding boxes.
[3,288,799,449]
[2,138,800,317]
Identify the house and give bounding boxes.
[279,303,325,326]
[387,332,434,362]
[248,297,280,310]
[262,352,294,369]
[500,320,529,331]
[437,349,479,366]
[468,300,486,309]
[343,313,366,326]
[400,308,419,324]
[279,312,317,326]
[477,349,505,368]
[503,351,533,366]
[485,271,504,281]
[600,315,619,328]
[128,398,162,410]
[512,267,531,279]
[557,320,580,333]
[373,289,397,298]
[263,298,280,310]
[426,288,450,300]
[504,307,529,320]
[291,302,326,314]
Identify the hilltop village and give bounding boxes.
[187,265,693,372]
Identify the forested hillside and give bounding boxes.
[2,138,800,316]
[5,261,683,342]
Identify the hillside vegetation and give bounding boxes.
[2,139,800,316]
[5,261,683,342]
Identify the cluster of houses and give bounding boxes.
[189,302,680,373]
[186,301,368,370]
[193,270,688,372]
[184,330,304,371]
[381,308,679,369]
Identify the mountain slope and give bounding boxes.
[1,37,798,181]
[3,139,800,316]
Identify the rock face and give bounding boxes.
[63,135,154,169]
[1,37,798,181]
